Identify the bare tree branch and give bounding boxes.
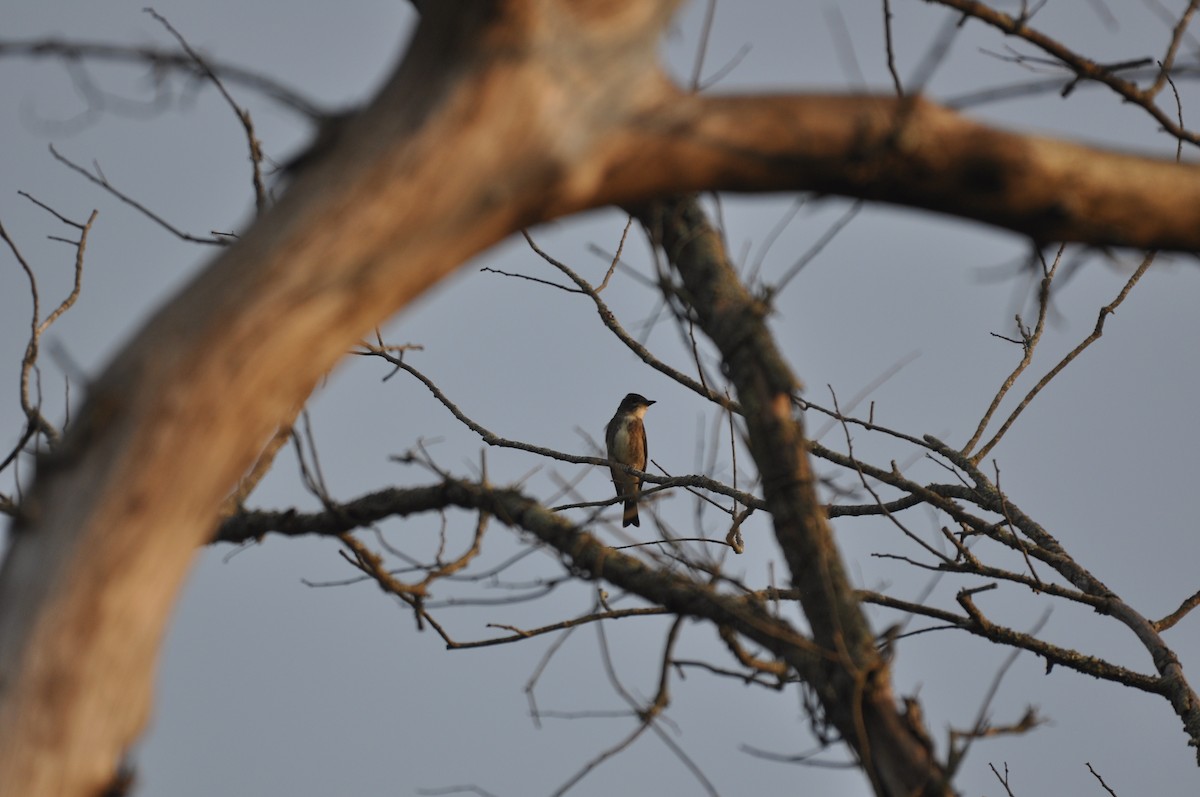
[4,3,1200,795]
[634,195,949,794]
[0,37,325,118]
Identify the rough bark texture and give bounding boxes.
[1,1,1198,795]
[607,93,1200,250]
[635,196,948,796]
[0,4,680,793]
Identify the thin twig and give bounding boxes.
[1086,762,1120,796]
[522,231,739,413]
[0,37,323,117]
[972,251,1154,462]
[962,245,1062,458]
[144,8,268,212]
[882,0,904,95]
[49,144,226,245]
[1154,587,1200,632]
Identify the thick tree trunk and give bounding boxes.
[0,4,677,793]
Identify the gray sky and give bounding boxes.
[3,1,1200,795]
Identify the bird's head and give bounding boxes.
[618,393,655,416]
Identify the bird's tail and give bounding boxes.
[622,499,640,528]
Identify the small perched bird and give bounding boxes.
[605,393,655,527]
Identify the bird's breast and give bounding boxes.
[611,419,644,467]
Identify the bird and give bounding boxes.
[605,393,655,527]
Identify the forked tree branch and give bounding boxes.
[634,196,949,795]
[0,6,683,792]
[3,2,1199,795]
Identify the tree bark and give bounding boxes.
[606,93,1200,251]
[636,196,949,796]
[0,3,679,792]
